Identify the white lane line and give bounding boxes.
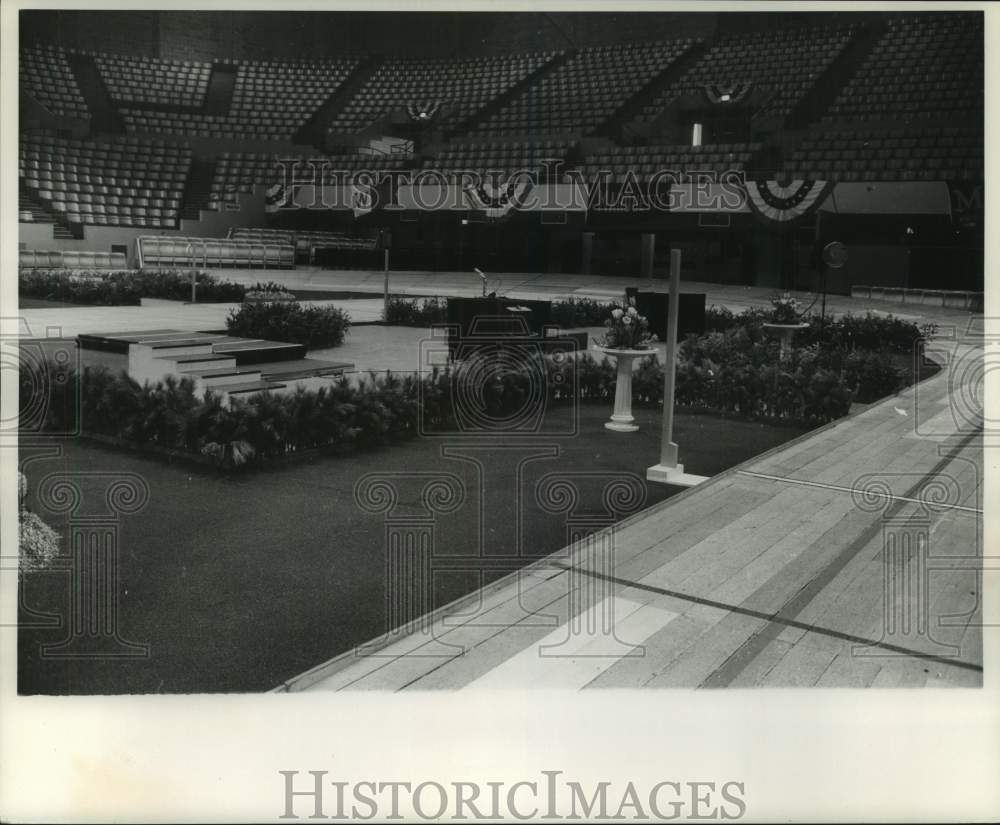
[737,470,982,514]
[465,597,680,689]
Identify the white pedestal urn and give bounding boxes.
[594,345,656,432]
[762,322,810,360]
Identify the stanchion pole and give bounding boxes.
[188,243,197,303]
[659,249,681,469]
[383,248,390,318]
[647,249,706,487]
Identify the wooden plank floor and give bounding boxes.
[285,335,984,691]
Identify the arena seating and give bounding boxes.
[428,139,578,178]
[469,40,696,137]
[124,57,359,139]
[783,127,982,182]
[137,235,295,268]
[229,227,377,254]
[327,51,557,135]
[19,45,91,121]
[93,52,212,107]
[16,13,984,270]
[210,150,414,209]
[824,15,983,120]
[20,133,190,229]
[639,24,856,121]
[580,142,763,182]
[19,249,127,269]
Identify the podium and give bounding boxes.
[445,297,552,358]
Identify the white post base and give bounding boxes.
[604,351,640,432]
[646,463,709,487]
[605,419,639,433]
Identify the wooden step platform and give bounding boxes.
[82,328,355,397]
[224,379,288,396]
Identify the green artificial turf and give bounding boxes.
[18,407,808,694]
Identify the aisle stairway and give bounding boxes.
[18,188,79,239]
[204,64,237,116]
[180,159,219,219]
[66,51,125,134]
[300,56,384,149]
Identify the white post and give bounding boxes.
[605,353,640,432]
[659,249,681,467]
[187,243,197,303]
[647,249,706,487]
[383,248,390,318]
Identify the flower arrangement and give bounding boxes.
[768,292,803,324]
[597,296,657,350]
[243,281,297,303]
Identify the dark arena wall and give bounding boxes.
[20,11,718,60]
[18,9,984,293]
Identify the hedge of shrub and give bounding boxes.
[704,306,935,355]
[19,269,143,306]
[18,268,247,305]
[19,303,931,470]
[383,296,449,326]
[244,282,297,302]
[133,269,246,302]
[23,350,854,472]
[225,300,351,348]
[549,297,613,328]
[24,364,429,469]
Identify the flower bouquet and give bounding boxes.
[243,282,298,303]
[768,292,803,325]
[597,296,658,350]
[17,472,60,575]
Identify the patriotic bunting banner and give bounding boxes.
[407,100,443,122]
[351,185,374,219]
[702,82,754,105]
[264,182,290,213]
[743,179,833,224]
[462,177,534,220]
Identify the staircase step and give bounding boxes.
[180,158,219,218]
[260,359,352,381]
[18,186,82,239]
[213,340,307,365]
[224,380,287,396]
[163,354,238,372]
[194,368,264,388]
[141,340,219,352]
